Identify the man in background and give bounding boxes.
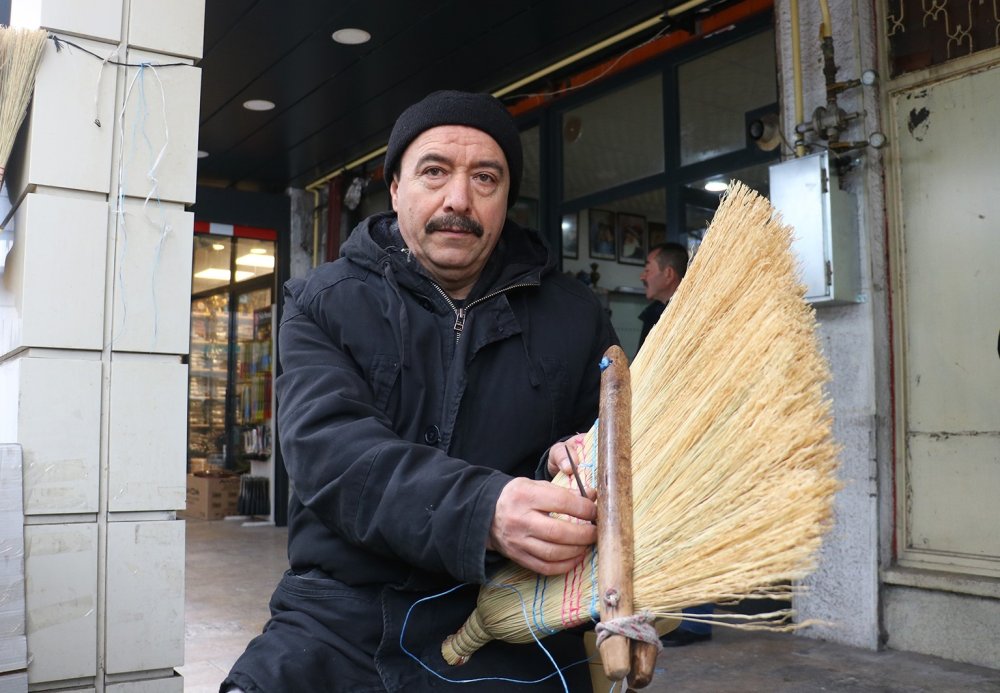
[637,242,688,350]
[636,240,714,647]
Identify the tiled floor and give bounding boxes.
[179,519,1000,692]
[178,518,289,693]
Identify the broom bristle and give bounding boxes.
[442,182,840,665]
[0,26,49,185]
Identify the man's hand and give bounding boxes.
[546,434,589,493]
[487,477,597,576]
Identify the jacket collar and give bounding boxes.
[342,212,553,300]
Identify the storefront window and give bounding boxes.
[234,237,276,283]
[686,160,771,199]
[192,236,234,293]
[684,160,773,258]
[678,30,777,166]
[561,74,664,201]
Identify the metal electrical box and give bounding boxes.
[769,152,861,305]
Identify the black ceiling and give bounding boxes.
[196,0,671,193]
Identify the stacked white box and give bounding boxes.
[0,194,109,357]
[0,446,27,678]
[6,0,201,688]
[106,676,182,693]
[118,53,201,206]
[110,202,193,355]
[105,521,184,673]
[3,37,118,205]
[23,523,98,684]
[128,0,205,60]
[107,358,187,512]
[9,0,124,42]
[1,356,102,515]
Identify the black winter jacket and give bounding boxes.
[274,212,617,689]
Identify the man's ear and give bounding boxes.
[389,175,399,212]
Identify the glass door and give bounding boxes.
[188,233,276,476]
[188,291,230,472]
[231,283,274,473]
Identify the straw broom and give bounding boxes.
[442,181,840,665]
[0,26,48,189]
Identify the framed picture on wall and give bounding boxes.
[647,221,667,248]
[616,212,646,265]
[561,212,579,259]
[588,208,616,260]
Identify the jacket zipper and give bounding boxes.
[432,283,536,343]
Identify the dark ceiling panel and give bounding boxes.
[196,0,668,191]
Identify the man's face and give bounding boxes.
[640,248,672,302]
[390,125,510,299]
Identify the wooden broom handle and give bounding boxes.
[596,345,634,682]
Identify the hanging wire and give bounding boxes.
[50,34,188,68]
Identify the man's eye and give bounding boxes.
[424,166,445,177]
[473,172,496,184]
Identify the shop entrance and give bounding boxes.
[188,226,278,522]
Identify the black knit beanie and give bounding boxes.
[383,90,522,207]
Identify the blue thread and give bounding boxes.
[400,581,592,690]
[112,61,172,349]
[599,356,611,371]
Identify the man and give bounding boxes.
[222,91,617,692]
[637,242,688,350]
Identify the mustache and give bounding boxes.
[425,214,484,237]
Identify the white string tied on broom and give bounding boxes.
[594,610,662,651]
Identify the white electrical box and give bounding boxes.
[769,152,861,305]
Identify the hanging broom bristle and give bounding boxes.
[442,182,840,665]
[0,26,49,186]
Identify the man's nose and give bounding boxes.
[442,177,471,213]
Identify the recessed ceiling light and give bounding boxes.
[704,180,728,193]
[332,28,371,45]
[212,243,226,251]
[197,150,209,158]
[243,99,275,112]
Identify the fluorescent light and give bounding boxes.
[235,253,275,269]
[704,180,728,193]
[250,248,267,254]
[332,28,371,45]
[212,243,226,251]
[243,99,275,112]
[194,268,255,281]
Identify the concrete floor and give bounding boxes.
[178,519,1000,692]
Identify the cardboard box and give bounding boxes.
[182,471,240,520]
